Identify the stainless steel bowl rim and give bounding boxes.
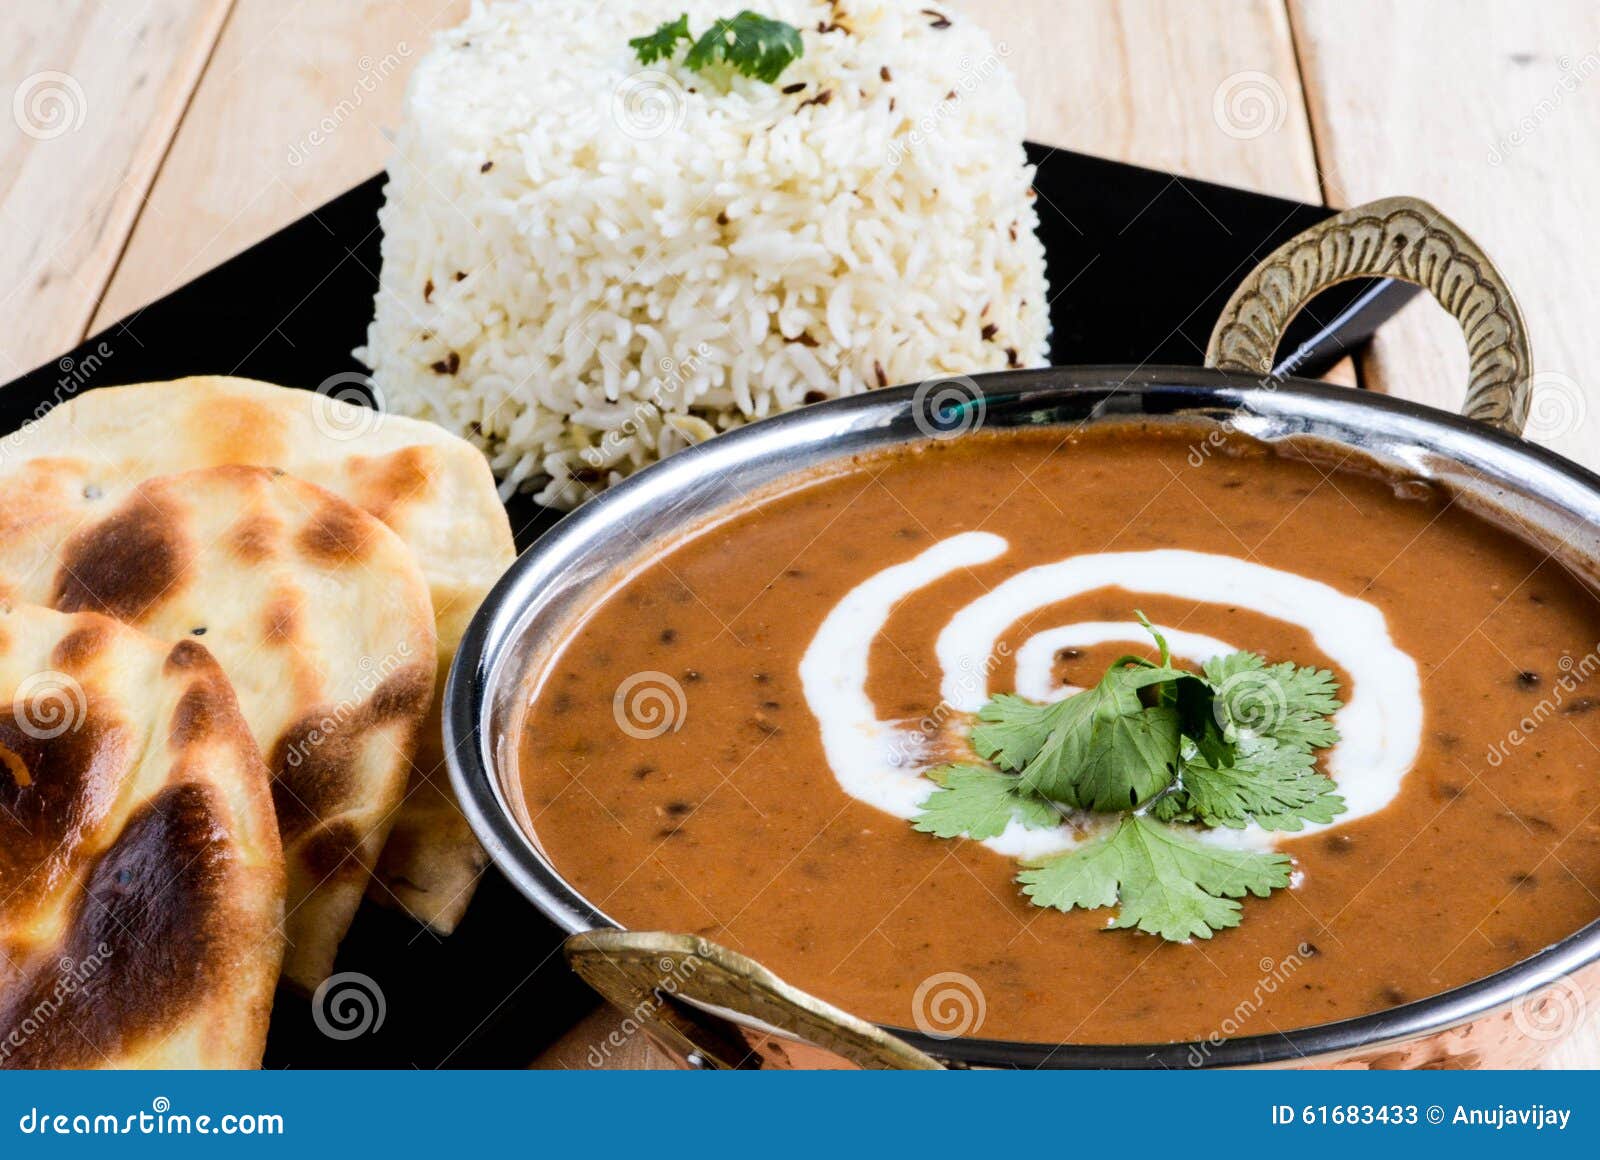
[446,365,1600,1068]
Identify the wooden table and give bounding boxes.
[4,0,1597,1069]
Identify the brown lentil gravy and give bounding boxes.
[514,425,1600,1044]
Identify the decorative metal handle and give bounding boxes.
[1205,196,1531,435]
[564,930,943,1070]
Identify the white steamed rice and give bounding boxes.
[362,0,1050,508]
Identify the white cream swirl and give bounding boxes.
[799,533,1423,860]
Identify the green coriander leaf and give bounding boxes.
[1019,815,1291,941]
[1130,613,1235,764]
[1205,651,1342,752]
[1016,671,1180,812]
[1146,790,1195,824]
[1174,672,1234,767]
[1202,650,1270,690]
[685,11,804,82]
[969,692,1063,772]
[1123,662,1235,764]
[1014,824,1125,913]
[1178,737,1347,832]
[970,617,1220,813]
[912,764,1060,840]
[630,14,693,65]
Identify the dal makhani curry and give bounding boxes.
[513,425,1600,1044]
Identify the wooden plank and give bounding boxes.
[0,0,231,377]
[973,0,1355,385]
[1291,0,1600,1069]
[974,0,1320,200]
[1291,0,1599,472]
[92,0,469,328]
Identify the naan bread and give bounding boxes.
[0,464,436,990]
[0,602,284,1068]
[4,376,515,932]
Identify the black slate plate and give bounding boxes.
[0,145,1415,1067]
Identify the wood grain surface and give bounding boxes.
[0,0,230,377]
[2,0,1595,1069]
[92,0,469,327]
[1292,0,1600,471]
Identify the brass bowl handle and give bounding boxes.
[1205,196,1532,436]
[564,930,943,1069]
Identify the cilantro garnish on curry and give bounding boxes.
[912,615,1345,941]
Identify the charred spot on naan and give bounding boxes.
[0,782,247,1068]
[296,497,379,564]
[0,711,132,902]
[346,446,438,526]
[52,489,188,624]
[261,593,300,645]
[50,620,113,670]
[167,671,238,752]
[226,511,284,563]
[298,818,372,884]
[163,637,211,673]
[266,661,434,843]
[367,663,435,723]
[78,781,234,978]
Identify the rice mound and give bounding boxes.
[364,0,1050,508]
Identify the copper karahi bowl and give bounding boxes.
[447,198,1600,1068]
